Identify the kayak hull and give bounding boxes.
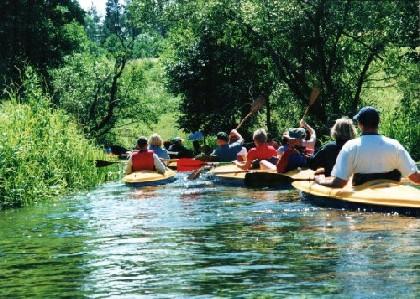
[123,170,176,187]
[293,180,420,216]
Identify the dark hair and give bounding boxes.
[216,132,229,142]
[137,136,148,148]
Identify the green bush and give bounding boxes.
[0,70,110,209]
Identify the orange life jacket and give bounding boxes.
[132,150,155,171]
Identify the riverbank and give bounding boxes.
[0,72,113,209]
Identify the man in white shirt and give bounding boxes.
[315,106,419,188]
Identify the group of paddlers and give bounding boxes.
[125,106,419,187]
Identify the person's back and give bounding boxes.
[248,143,277,161]
[309,118,356,176]
[131,150,155,171]
[237,128,277,170]
[148,133,170,160]
[308,141,343,176]
[316,107,419,188]
[125,136,166,175]
[276,129,307,173]
[334,135,415,179]
[212,131,243,162]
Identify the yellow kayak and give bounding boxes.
[209,164,315,188]
[292,179,420,214]
[123,170,176,187]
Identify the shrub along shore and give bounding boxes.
[0,73,111,209]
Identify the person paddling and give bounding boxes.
[211,130,244,162]
[315,107,420,187]
[236,128,277,170]
[299,119,316,155]
[260,128,308,173]
[308,118,356,176]
[125,137,166,175]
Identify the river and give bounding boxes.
[0,174,419,298]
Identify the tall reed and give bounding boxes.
[0,69,111,209]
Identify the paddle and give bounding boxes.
[302,87,320,119]
[177,158,205,172]
[186,162,234,180]
[188,96,266,180]
[236,95,266,130]
[244,172,315,188]
[94,159,126,167]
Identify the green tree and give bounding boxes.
[0,0,85,90]
[162,0,418,136]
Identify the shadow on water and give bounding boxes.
[0,173,419,298]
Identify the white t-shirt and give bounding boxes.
[332,134,418,180]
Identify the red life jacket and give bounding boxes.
[277,148,294,173]
[131,150,155,171]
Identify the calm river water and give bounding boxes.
[0,174,419,298]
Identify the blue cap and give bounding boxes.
[353,106,380,127]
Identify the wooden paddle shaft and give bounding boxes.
[302,87,320,119]
[236,95,266,130]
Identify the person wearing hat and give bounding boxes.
[315,106,420,187]
[299,119,317,155]
[236,128,277,170]
[260,128,308,173]
[125,136,166,175]
[211,131,244,162]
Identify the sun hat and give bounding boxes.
[284,128,306,139]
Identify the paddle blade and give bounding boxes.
[244,172,293,188]
[176,158,204,172]
[94,160,121,167]
[187,166,206,180]
[250,95,266,113]
[308,87,320,106]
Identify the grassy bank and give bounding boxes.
[0,73,111,209]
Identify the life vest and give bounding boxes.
[277,148,294,173]
[277,147,307,173]
[132,150,155,171]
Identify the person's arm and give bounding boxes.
[230,129,243,144]
[408,172,420,184]
[300,119,316,153]
[125,157,133,175]
[395,144,419,184]
[162,149,170,160]
[315,174,347,188]
[153,154,166,174]
[235,160,251,170]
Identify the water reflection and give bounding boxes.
[0,175,419,298]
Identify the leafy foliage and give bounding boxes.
[0,68,110,209]
[0,0,85,90]
[161,0,418,137]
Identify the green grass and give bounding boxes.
[0,70,112,209]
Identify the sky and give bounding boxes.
[78,0,107,16]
